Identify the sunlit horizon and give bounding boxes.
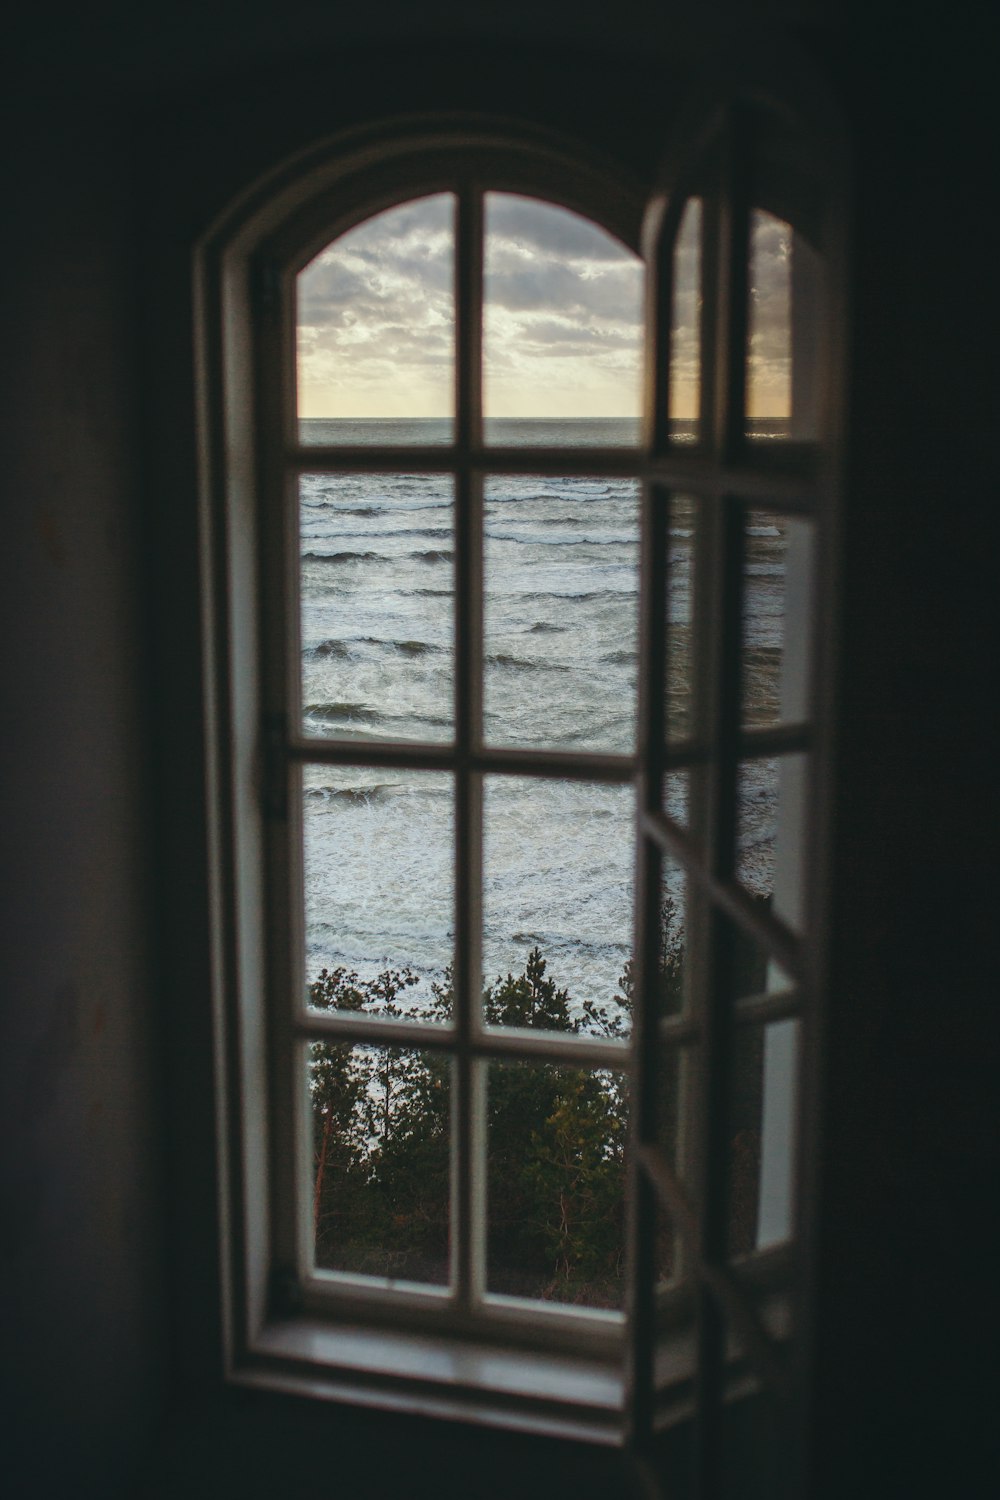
[296,193,790,424]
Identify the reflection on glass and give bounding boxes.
[303,768,453,1018]
[746,209,791,439]
[662,768,690,830]
[735,757,781,899]
[665,493,697,741]
[655,1042,694,1290]
[299,474,454,743]
[483,475,638,752]
[482,777,633,1036]
[745,205,823,444]
[487,1061,627,1308]
[296,194,455,442]
[483,193,642,445]
[668,198,702,442]
[735,754,809,931]
[741,510,814,730]
[310,1043,450,1284]
[657,875,688,1019]
[726,1019,800,1256]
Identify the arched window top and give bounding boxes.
[295,190,644,439]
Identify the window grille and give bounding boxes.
[201,84,844,1496]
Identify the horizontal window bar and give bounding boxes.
[298,1279,627,1355]
[732,988,802,1027]
[661,724,811,771]
[286,737,637,783]
[297,1011,628,1067]
[646,456,819,510]
[285,733,805,779]
[286,445,642,478]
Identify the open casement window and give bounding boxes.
[205,80,843,1496]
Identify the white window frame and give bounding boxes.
[196,85,846,1481]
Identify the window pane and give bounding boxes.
[303,767,453,1020]
[655,1041,695,1289]
[661,768,690,830]
[726,1019,800,1256]
[297,194,454,442]
[667,198,702,443]
[483,193,642,445]
[300,473,454,742]
[482,777,633,1037]
[310,1043,450,1285]
[665,492,697,742]
[744,115,826,444]
[745,209,792,439]
[735,754,810,931]
[741,510,815,730]
[656,868,688,1019]
[487,1061,627,1309]
[483,475,638,753]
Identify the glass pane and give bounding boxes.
[668,198,702,443]
[483,475,639,752]
[727,1019,800,1257]
[741,510,815,730]
[482,777,633,1037]
[311,1043,450,1285]
[744,114,826,446]
[297,194,454,443]
[483,193,642,445]
[303,767,453,1021]
[300,473,454,742]
[657,870,688,1018]
[735,754,810,931]
[745,209,792,440]
[487,1061,627,1308]
[656,1042,696,1291]
[662,768,690,830]
[665,493,697,742]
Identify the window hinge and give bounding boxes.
[262,711,288,820]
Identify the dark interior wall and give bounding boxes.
[811,26,996,1493]
[0,104,165,1496]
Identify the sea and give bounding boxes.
[298,418,789,1024]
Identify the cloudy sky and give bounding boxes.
[296,192,791,422]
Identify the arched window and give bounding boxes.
[200,87,845,1494]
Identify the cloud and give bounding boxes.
[747,210,792,416]
[485,193,631,262]
[297,194,456,416]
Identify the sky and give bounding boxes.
[296,192,791,422]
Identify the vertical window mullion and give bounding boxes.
[693,107,752,1499]
[453,184,485,1311]
[627,478,670,1447]
[715,107,751,468]
[256,255,300,1291]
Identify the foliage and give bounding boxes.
[308,903,691,1305]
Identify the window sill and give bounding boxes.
[234,1316,629,1445]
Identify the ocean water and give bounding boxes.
[299,418,792,1023]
